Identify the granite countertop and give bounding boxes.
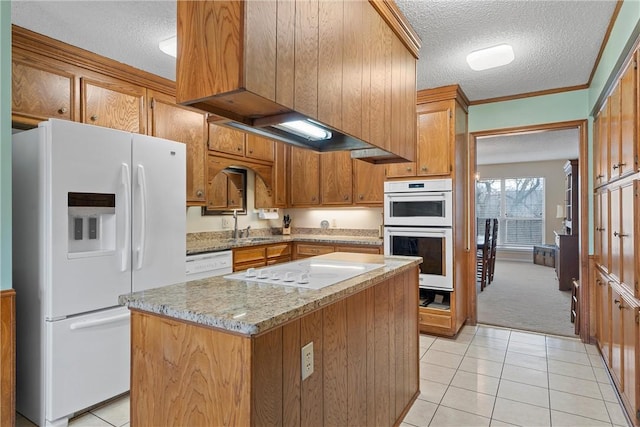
[119,253,421,336]
[187,234,383,255]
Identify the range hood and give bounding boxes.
[176,0,421,164]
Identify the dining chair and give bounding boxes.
[477,218,491,291]
[488,218,499,284]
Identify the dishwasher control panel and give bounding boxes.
[186,251,233,280]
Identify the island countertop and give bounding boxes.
[119,253,421,336]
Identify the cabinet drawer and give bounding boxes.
[266,243,291,259]
[233,247,266,264]
[295,244,335,257]
[335,245,381,254]
[419,309,452,329]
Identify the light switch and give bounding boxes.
[74,217,83,240]
[88,217,98,240]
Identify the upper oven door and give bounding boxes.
[384,191,453,227]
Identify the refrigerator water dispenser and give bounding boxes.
[67,192,116,256]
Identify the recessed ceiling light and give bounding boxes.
[159,35,177,58]
[466,44,514,71]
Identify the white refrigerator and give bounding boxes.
[12,119,186,427]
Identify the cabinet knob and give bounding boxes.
[237,146,242,151]
[596,174,604,180]
[311,196,317,201]
[58,107,68,114]
[249,149,253,154]
[343,195,349,201]
[359,194,364,200]
[421,166,427,171]
[196,190,204,198]
[406,167,412,172]
[90,115,98,121]
[613,231,629,238]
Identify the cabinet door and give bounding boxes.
[12,59,74,125]
[207,171,229,210]
[619,55,637,178]
[620,181,637,296]
[227,172,244,209]
[609,82,621,181]
[246,134,274,162]
[289,147,320,206]
[597,101,610,185]
[416,101,450,176]
[255,142,288,208]
[595,190,610,272]
[320,151,353,205]
[81,77,145,133]
[610,187,621,283]
[353,159,385,205]
[149,93,207,205]
[208,123,245,156]
[621,293,639,416]
[596,270,611,365]
[611,285,624,387]
[385,162,416,178]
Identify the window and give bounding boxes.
[476,177,545,247]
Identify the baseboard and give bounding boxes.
[1,289,16,427]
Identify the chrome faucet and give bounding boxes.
[232,209,238,239]
[245,225,251,238]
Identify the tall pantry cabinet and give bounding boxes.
[385,85,471,337]
[592,46,640,425]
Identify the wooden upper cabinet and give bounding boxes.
[12,58,75,126]
[289,147,320,206]
[176,0,419,163]
[320,151,353,205]
[619,54,637,179]
[386,162,416,178]
[594,103,609,186]
[353,159,385,205]
[416,101,451,176]
[208,123,245,156]
[148,91,207,206]
[255,141,288,208]
[246,134,275,162]
[81,77,146,133]
[207,171,229,210]
[609,82,622,181]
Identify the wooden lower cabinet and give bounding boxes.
[418,290,460,336]
[621,292,639,421]
[1,290,16,427]
[233,243,292,271]
[130,268,419,426]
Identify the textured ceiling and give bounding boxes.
[477,128,579,165]
[10,1,608,164]
[396,0,617,101]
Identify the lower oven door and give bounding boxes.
[384,227,453,290]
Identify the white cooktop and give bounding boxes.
[224,259,385,290]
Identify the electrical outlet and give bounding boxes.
[222,218,229,228]
[301,341,314,380]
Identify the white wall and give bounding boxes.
[478,159,568,245]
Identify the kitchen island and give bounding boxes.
[119,252,421,426]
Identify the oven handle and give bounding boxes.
[386,192,448,199]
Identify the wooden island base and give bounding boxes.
[130,267,419,426]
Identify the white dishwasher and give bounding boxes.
[186,250,233,280]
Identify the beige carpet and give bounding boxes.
[477,259,576,337]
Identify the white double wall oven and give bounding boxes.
[384,179,454,291]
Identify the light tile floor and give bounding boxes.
[403,324,631,427]
[16,325,630,427]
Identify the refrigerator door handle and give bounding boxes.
[121,163,131,272]
[135,164,147,270]
[69,311,130,330]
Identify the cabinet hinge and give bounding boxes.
[150,98,155,109]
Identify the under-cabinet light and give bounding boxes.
[159,35,177,58]
[272,120,332,141]
[466,44,514,71]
